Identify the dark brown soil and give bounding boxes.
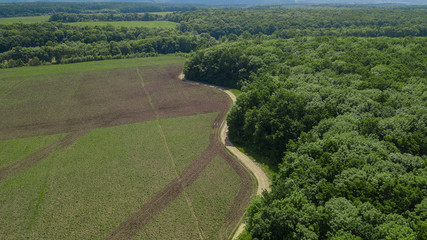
[105,84,255,240]
[1,61,255,239]
[0,64,226,141]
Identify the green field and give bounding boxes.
[0,56,182,79]
[0,134,65,169]
[0,15,177,29]
[64,21,177,29]
[0,113,215,239]
[0,15,50,24]
[147,11,173,16]
[0,57,249,239]
[138,156,242,239]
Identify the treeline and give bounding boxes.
[0,23,215,68]
[0,2,204,18]
[168,7,427,38]
[184,36,427,239]
[2,6,427,69]
[48,13,164,23]
[0,23,175,53]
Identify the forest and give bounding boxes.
[1,6,426,68]
[0,2,204,17]
[1,2,426,240]
[184,36,426,239]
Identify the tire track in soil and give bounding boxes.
[136,67,205,239]
[0,130,88,183]
[106,68,211,240]
[105,73,256,240]
[105,135,220,240]
[181,76,272,239]
[218,148,254,240]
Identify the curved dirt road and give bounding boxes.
[219,90,271,196]
[179,74,271,239]
[220,90,271,240]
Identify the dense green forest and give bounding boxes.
[48,8,427,38]
[1,6,426,68]
[48,12,165,22]
[0,23,213,67]
[169,7,427,38]
[1,3,426,239]
[0,2,204,17]
[184,36,426,240]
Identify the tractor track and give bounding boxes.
[0,130,88,183]
[106,74,257,240]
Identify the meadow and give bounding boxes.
[63,21,177,29]
[138,155,242,239]
[0,57,253,239]
[0,15,50,24]
[0,16,177,29]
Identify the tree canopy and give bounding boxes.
[184,36,426,239]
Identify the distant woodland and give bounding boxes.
[0,2,204,17]
[1,6,426,67]
[1,3,426,239]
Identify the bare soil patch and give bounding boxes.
[0,64,226,141]
[0,61,256,239]
[106,89,230,239]
[106,78,255,239]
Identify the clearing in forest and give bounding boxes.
[64,21,177,29]
[0,16,177,29]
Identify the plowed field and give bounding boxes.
[0,57,255,239]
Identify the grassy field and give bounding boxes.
[0,16,177,29]
[0,56,182,79]
[0,57,249,239]
[0,133,65,169]
[0,113,217,239]
[64,21,177,29]
[0,15,50,24]
[160,113,215,173]
[137,155,242,239]
[147,11,173,16]
[187,155,242,239]
[229,88,242,97]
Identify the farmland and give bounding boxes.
[0,15,50,24]
[0,15,177,29]
[63,21,177,29]
[0,56,254,239]
[3,2,425,239]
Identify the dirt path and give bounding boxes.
[179,75,271,239]
[220,101,271,240]
[220,90,271,195]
